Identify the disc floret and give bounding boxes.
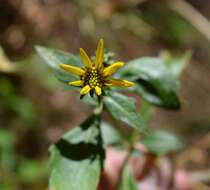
[83,67,103,89]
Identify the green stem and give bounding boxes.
[94,97,104,115]
[118,144,134,188]
[138,100,154,127]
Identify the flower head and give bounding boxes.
[59,39,134,97]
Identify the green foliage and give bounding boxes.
[104,92,143,131]
[35,46,189,110]
[0,129,16,170]
[0,129,47,190]
[17,160,48,183]
[8,96,36,122]
[138,101,154,128]
[35,46,82,83]
[36,45,188,190]
[141,130,183,155]
[0,129,15,149]
[118,53,190,109]
[162,51,191,77]
[82,94,99,107]
[101,122,124,146]
[49,115,104,190]
[119,165,139,190]
[118,57,179,109]
[0,77,36,122]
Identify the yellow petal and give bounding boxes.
[106,78,135,87]
[79,48,92,68]
[95,86,102,96]
[95,39,104,69]
[59,64,85,76]
[68,80,84,87]
[103,62,125,76]
[80,85,91,95]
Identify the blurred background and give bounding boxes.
[0,0,210,189]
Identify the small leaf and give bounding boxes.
[119,165,139,190]
[141,130,183,155]
[118,56,186,109]
[35,46,82,82]
[104,92,143,131]
[49,115,104,190]
[161,51,191,77]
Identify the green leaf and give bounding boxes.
[141,130,183,155]
[35,46,83,82]
[119,165,139,190]
[104,92,143,131]
[49,115,104,190]
[118,56,186,109]
[101,122,123,146]
[161,51,191,78]
[17,160,48,183]
[134,82,180,109]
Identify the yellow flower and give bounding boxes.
[59,39,134,97]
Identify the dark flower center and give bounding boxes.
[82,67,103,88]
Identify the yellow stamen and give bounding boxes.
[106,78,135,87]
[68,80,84,87]
[95,39,104,69]
[59,64,85,76]
[95,86,102,96]
[103,62,124,76]
[79,48,92,68]
[80,85,91,95]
